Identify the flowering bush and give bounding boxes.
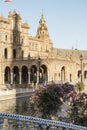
[29,82,87,126]
[67,92,87,127]
[30,83,75,119]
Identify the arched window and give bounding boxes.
[61,66,65,81]
[13,66,19,84]
[4,67,11,84]
[39,64,48,83]
[5,35,7,41]
[22,66,28,84]
[4,48,7,59]
[30,65,37,83]
[78,70,81,78]
[13,49,16,58]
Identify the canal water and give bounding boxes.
[0,91,33,130]
[0,95,32,115]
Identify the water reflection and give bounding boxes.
[0,95,31,115]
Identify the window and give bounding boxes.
[5,35,7,41]
[78,70,81,78]
[84,71,87,79]
[4,48,7,59]
[13,49,16,58]
[38,36,40,39]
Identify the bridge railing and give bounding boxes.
[0,113,87,130]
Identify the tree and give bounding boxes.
[30,82,87,126]
[30,83,75,119]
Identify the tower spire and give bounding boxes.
[36,12,50,40]
[42,9,43,16]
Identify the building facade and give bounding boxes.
[0,10,87,88]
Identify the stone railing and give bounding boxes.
[0,113,87,130]
[3,56,48,62]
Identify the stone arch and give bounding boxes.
[13,66,19,84]
[61,66,65,81]
[4,66,11,84]
[21,64,28,69]
[29,62,38,69]
[40,64,48,83]
[77,70,81,82]
[78,70,81,78]
[21,66,28,84]
[84,70,87,79]
[41,61,49,70]
[30,65,37,83]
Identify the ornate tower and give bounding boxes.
[36,13,50,40]
[9,10,22,45]
[36,13,53,52]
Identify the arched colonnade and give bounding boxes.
[4,64,48,85]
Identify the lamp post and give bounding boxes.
[38,57,41,83]
[80,54,83,82]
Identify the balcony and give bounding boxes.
[3,56,48,62]
[0,113,87,130]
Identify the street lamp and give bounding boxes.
[38,57,41,83]
[80,54,83,82]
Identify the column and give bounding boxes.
[19,72,21,84]
[34,123,39,130]
[58,126,63,130]
[11,72,13,84]
[2,73,4,84]
[0,118,4,130]
[42,124,47,130]
[17,121,22,130]
[59,72,61,80]
[48,71,49,82]
[8,119,13,130]
[26,121,30,130]
[28,71,30,84]
[52,73,54,81]
[50,126,55,130]
[65,128,69,130]
[37,71,39,84]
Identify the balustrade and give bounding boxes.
[0,113,87,130]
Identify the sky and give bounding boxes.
[0,0,87,50]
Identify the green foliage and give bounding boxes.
[30,82,87,126]
[68,93,87,127]
[37,85,63,118]
[30,83,75,119]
